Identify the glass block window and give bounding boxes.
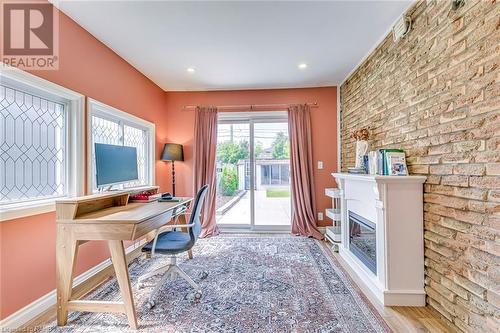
[0,85,67,204]
[90,114,150,190]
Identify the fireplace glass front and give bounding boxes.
[348,211,377,274]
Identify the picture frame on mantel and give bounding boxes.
[386,151,408,176]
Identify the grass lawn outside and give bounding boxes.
[266,188,290,198]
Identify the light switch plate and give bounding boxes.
[318,212,324,221]
[318,161,324,169]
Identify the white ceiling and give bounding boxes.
[54,1,413,91]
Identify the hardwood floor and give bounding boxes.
[327,245,458,333]
[24,236,456,333]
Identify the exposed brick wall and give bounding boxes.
[340,0,499,331]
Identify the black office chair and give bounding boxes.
[139,184,209,308]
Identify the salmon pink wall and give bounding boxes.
[163,87,338,227]
[0,8,168,319]
[0,4,339,321]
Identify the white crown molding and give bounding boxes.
[339,1,416,87]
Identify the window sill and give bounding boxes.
[0,200,56,222]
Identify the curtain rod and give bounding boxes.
[181,102,318,111]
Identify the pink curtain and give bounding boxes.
[288,104,324,240]
[193,106,219,237]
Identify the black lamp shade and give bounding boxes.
[161,143,184,161]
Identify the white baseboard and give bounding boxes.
[0,240,146,330]
[383,290,426,306]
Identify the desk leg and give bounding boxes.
[178,214,193,259]
[108,240,138,329]
[56,227,79,326]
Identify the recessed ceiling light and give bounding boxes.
[187,67,195,73]
[298,63,308,69]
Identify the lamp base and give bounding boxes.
[171,160,176,197]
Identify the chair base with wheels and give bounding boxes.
[138,255,205,308]
[139,185,209,309]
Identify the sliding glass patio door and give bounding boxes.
[215,112,291,231]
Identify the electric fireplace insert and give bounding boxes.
[348,211,377,275]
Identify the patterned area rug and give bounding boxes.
[45,236,391,332]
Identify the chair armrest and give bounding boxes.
[159,223,195,230]
[172,211,201,225]
[173,212,190,220]
[172,209,190,224]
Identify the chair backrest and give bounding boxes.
[188,184,209,243]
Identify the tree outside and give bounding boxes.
[217,140,249,164]
[272,132,289,159]
[220,165,238,196]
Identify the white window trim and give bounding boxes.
[0,64,85,222]
[87,98,155,193]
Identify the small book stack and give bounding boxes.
[366,149,408,176]
[129,190,161,203]
[347,167,367,174]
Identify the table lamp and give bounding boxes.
[161,143,184,197]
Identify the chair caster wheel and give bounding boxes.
[147,300,155,309]
[194,292,202,301]
[200,271,209,280]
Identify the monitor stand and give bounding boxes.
[98,185,120,192]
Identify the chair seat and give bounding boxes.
[142,231,193,255]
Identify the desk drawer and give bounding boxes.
[133,210,174,239]
[71,223,135,241]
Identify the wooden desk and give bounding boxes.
[55,190,192,329]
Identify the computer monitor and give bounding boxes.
[95,143,139,188]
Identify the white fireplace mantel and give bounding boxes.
[332,173,427,306]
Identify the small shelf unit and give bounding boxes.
[325,188,342,251]
[325,208,341,221]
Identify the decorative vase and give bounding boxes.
[355,140,369,168]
